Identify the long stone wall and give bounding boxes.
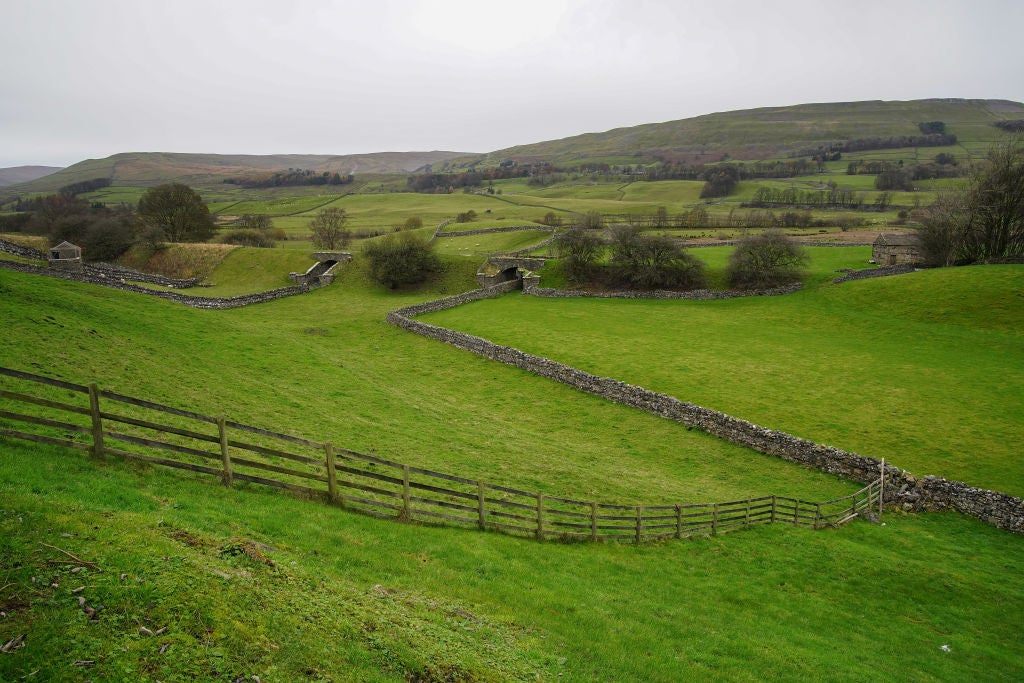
[832,264,917,283]
[0,258,315,309]
[523,280,803,300]
[438,225,554,238]
[387,284,1024,535]
[0,238,47,260]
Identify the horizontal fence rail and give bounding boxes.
[0,366,884,543]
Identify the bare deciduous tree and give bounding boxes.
[309,207,350,250]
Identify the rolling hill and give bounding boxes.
[4,98,1023,199]
[449,98,1024,167]
[3,150,467,195]
[0,165,62,187]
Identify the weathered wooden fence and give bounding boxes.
[0,366,883,542]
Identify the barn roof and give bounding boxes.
[52,241,80,250]
[873,233,919,247]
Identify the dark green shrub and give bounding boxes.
[363,232,441,289]
[727,230,807,290]
[221,229,276,248]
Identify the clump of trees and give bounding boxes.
[138,183,216,243]
[726,230,807,290]
[554,222,706,290]
[0,194,136,262]
[538,211,563,227]
[222,214,275,248]
[224,169,353,189]
[58,177,111,197]
[2,182,218,261]
[916,138,1024,265]
[994,120,1024,133]
[699,166,740,198]
[607,226,706,289]
[309,208,351,250]
[363,232,440,288]
[553,226,604,282]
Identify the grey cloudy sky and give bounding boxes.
[2,0,1022,168]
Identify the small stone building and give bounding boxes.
[48,241,83,271]
[872,233,922,266]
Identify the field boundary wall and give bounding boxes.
[386,283,1024,534]
[0,238,316,309]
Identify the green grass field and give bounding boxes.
[423,260,1024,498]
[2,228,1023,679]
[4,439,1022,682]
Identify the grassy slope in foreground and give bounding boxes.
[422,261,1024,498]
[2,440,1023,682]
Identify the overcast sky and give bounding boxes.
[2,0,1022,168]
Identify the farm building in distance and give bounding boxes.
[47,241,83,271]
[872,233,922,266]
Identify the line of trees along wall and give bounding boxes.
[386,283,1024,535]
[0,365,882,543]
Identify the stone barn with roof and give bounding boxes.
[48,241,83,271]
[872,233,922,266]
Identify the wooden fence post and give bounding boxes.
[590,502,598,542]
[813,504,822,529]
[674,504,682,540]
[217,416,232,487]
[770,495,777,524]
[401,464,411,520]
[88,383,104,458]
[477,481,486,530]
[712,503,719,537]
[325,442,338,502]
[635,506,642,544]
[536,493,544,540]
[744,498,751,528]
[793,498,801,525]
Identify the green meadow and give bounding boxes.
[424,257,1024,498]
[1,249,1023,681]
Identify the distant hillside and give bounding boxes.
[449,98,1024,168]
[0,165,62,187]
[4,151,467,195]
[6,99,1023,198]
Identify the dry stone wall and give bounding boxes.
[388,282,1024,535]
[438,225,553,238]
[832,264,917,283]
[523,281,803,300]
[0,258,314,309]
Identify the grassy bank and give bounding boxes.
[2,440,1023,682]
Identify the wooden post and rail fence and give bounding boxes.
[0,366,884,543]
